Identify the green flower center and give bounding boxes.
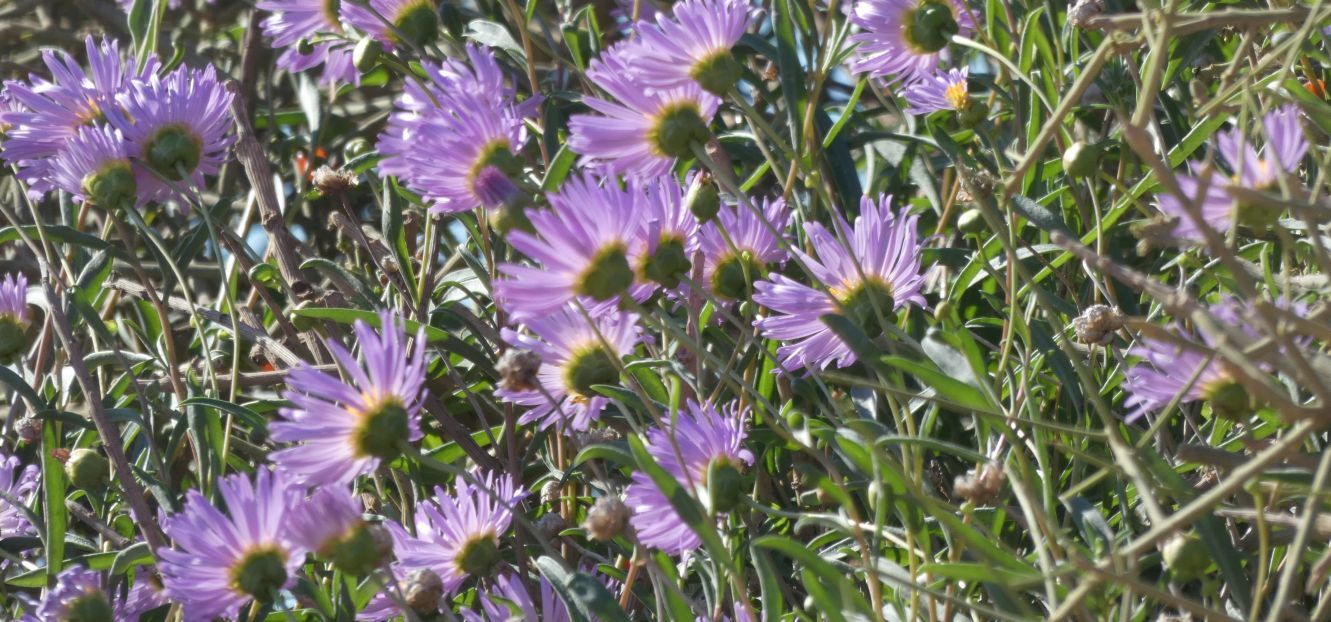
[325,521,389,576]
[144,124,202,180]
[454,534,500,577]
[392,0,439,47]
[576,243,634,301]
[704,458,744,514]
[649,102,710,158]
[564,347,620,399]
[641,235,692,288]
[711,250,764,300]
[835,278,897,338]
[82,161,137,209]
[231,547,288,599]
[63,590,114,622]
[903,1,959,54]
[352,396,410,460]
[690,50,743,97]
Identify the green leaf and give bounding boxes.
[291,308,498,378]
[110,541,154,576]
[180,397,268,437]
[41,417,66,585]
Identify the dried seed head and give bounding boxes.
[953,463,1005,505]
[403,568,445,614]
[575,427,622,447]
[1072,305,1125,346]
[16,416,41,444]
[311,165,359,195]
[1068,0,1104,28]
[535,513,567,540]
[497,348,542,393]
[582,496,631,542]
[540,480,562,505]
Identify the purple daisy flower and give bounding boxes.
[158,468,309,621]
[1153,168,1234,240]
[259,0,359,85]
[494,174,644,319]
[0,452,38,538]
[0,274,30,360]
[496,305,641,432]
[0,36,154,197]
[631,0,756,95]
[341,0,440,49]
[626,400,753,554]
[847,0,975,82]
[270,310,427,486]
[463,572,573,622]
[106,64,234,203]
[753,195,927,371]
[1122,330,1237,423]
[19,566,114,622]
[903,66,971,114]
[569,41,721,179]
[49,124,138,208]
[117,567,169,621]
[289,486,391,575]
[397,471,526,595]
[377,45,530,214]
[698,196,793,300]
[634,174,702,291]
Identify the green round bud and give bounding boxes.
[326,522,393,576]
[576,244,634,301]
[686,178,721,223]
[706,459,745,514]
[65,590,115,622]
[344,137,373,161]
[231,547,289,598]
[711,251,764,300]
[1162,531,1209,580]
[393,1,440,48]
[691,50,743,97]
[65,448,111,491]
[144,125,202,181]
[82,162,137,209]
[650,104,711,158]
[564,347,619,398]
[905,2,959,53]
[1062,141,1103,178]
[957,208,985,235]
[0,316,28,361]
[296,38,315,55]
[352,400,410,460]
[785,409,805,430]
[454,535,501,577]
[642,236,692,288]
[353,38,383,73]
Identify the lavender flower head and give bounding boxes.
[847,0,975,82]
[0,36,154,197]
[0,452,38,538]
[377,45,531,214]
[342,0,439,49]
[626,400,753,554]
[258,0,359,85]
[117,567,169,621]
[397,471,526,595]
[20,566,113,622]
[495,174,644,319]
[569,41,721,179]
[107,64,235,204]
[289,486,390,575]
[463,573,572,622]
[699,196,793,300]
[1122,331,1240,423]
[158,468,309,621]
[903,67,972,115]
[271,311,427,486]
[754,195,927,371]
[496,305,641,432]
[0,273,30,360]
[631,0,757,95]
[49,124,138,208]
[634,174,702,291]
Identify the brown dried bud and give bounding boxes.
[360,491,382,515]
[51,448,71,464]
[575,427,622,447]
[540,480,562,505]
[953,463,1005,505]
[1067,0,1104,28]
[16,416,41,444]
[403,568,445,614]
[1072,305,1124,346]
[311,166,359,195]
[535,513,567,540]
[497,348,542,393]
[582,496,630,542]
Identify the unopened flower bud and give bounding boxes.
[1062,141,1103,178]
[296,38,315,55]
[957,208,985,235]
[1161,531,1209,580]
[353,39,383,73]
[403,569,445,614]
[686,176,721,222]
[65,448,111,491]
[582,496,630,542]
[706,460,745,514]
[497,348,542,393]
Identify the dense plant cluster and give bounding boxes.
[1,0,1331,620]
